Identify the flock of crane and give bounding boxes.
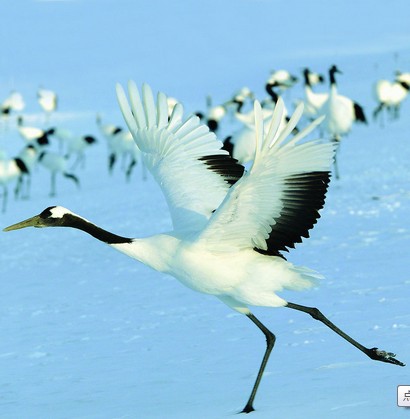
[1,64,409,214]
[4,73,405,414]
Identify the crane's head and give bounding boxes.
[4,206,132,244]
[3,206,75,231]
[329,64,342,75]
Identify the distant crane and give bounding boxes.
[16,116,55,146]
[1,91,25,133]
[37,150,80,196]
[300,67,328,120]
[318,65,367,179]
[0,155,30,212]
[96,114,140,178]
[225,104,288,165]
[373,77,410,122]
[223,83,290,164]
[37,87,58,123]
[4,82,404,414]
[14,144,39,200]
[1,91,25,116]
[268,69,298,90]
[51,127,98,169]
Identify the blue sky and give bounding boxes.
[2,0,410,113]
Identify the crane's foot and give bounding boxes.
[240,404,255,414]
[367,347,405,366]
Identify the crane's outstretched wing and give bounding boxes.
[116,82,244,234]
[197,99,336,258]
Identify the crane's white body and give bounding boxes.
[16,116,56,145]
[268,69,298,89]
[0,158,25,212]
[51,128,96,168]
[39,151,68,173]
[0,147,36,188]
[0,158,21,184]
[320,84,355,139]
[96,115,140,163]
[13,145,38,199]
[37,88,58,113]
[112,83,335,313]
[18,145,38,172]
[396,71,410,85]
[112,130,139,156]
[303,85,328,119]
[373,78,409,121]
[306,71,324,86]
[207,104,227,124]
[112,235,320,312]
[318,66,367,142]
[38,151,80,196]
[374,79,409,106]
[18,125,45,143]
[1,91,25,113]
[66,135,94,154]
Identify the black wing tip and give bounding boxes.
[256,171,331,258]
[199,154,245,186]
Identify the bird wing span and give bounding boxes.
[116,82,244,234]
[196,99,336,257]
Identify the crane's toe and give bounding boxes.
[368,347,405,366]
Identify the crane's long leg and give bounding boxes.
[286,302,405,366]
[14,176,23,200]
[108,153,116,174]
[23,174,31,199]
[1,184,7,213]
[241,313,276,414]
[332,137,341,180]
[50,172,56,197]
[126,158,136,182]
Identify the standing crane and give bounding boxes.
[318,65,367,179]
[4,82,404,414]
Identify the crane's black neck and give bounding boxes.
[303,69,311,87]
[207,119,218,132]
[232,98,244,113]
[58,213,133,244]
[329,67,338,86]
[265,83,279,102]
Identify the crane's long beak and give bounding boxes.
[3,214,44,232]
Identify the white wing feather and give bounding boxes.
[116,82,244,234]
[197,100,336,253]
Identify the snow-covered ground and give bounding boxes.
[1,1,410,418]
